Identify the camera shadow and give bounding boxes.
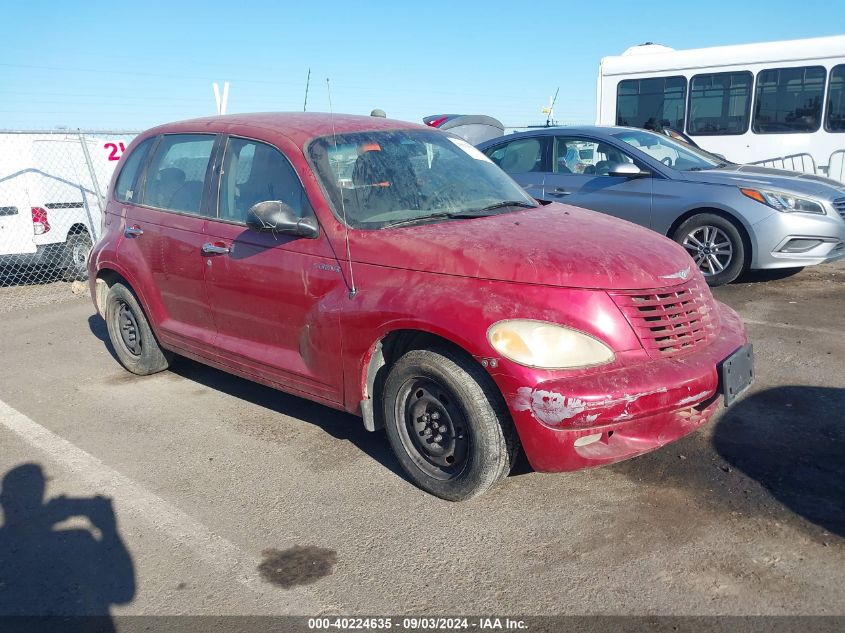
[0,463,135,631]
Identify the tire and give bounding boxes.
[61,231,93,281]
[382,347,520,501]
[104,282,173,375]
[672,213,746,287]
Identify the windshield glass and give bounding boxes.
[611,129,728,171]
[308,129,537,229]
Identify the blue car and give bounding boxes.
[477,126,845,285]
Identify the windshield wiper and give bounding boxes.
[381,212,477,229]
[468,200,537,213]
[380,201,536,229]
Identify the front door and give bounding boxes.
[542,136,653,227]
[202,136,345,404]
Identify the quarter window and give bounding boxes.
[217,137,311,223]
[753,66,826,134]
[141,135,215,214]
[114,137,153,203]
[616,76,686,131]
[483,138,546,173]
[826,64,845,132]
[688,72,752,135]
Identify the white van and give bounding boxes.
[0,133,133,281]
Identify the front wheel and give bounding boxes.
[61,232,94,281]
[673,213,746,286]
[382,348,520,501]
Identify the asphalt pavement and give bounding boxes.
[0,263,842,618]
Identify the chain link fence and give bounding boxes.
[0,130,138,313]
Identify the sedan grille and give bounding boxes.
[610,277,720,358]
[833,197,845,220]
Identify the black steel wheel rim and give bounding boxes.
[116,300,142,357]
[395,377,470,480]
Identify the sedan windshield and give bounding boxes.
[308,129,537,229]
[611,129,729,171]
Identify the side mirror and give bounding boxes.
[245,201,319,238]
[608,162,649,178]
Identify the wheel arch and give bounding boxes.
[667,206,754,269]
[359,328,489,432]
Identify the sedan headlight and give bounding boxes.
[487,320,614,369]
[740,188,825,215]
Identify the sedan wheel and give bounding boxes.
[672,213,746,287]
[682,225,733,276]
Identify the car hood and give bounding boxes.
[678,164,845,198]
[349,203,695,290]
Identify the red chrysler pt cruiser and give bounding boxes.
[88,113,752,500]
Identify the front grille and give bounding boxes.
[610,276,720,358]
[834,197,845,220]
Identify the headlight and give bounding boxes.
[740,188,825,215]
[487,320,614,369]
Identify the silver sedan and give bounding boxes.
[477,126,845,285]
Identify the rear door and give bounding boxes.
[202,135,345,404]
[119,134,219,353]
[542,136,653,227]
[481,136,547,199]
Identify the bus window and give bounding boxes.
[827,64,845,132]
[616,76,686,131]
[688,72,753,135]
[752,66,826,134]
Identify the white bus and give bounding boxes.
[596,35,845,182]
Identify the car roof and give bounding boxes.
[141,112,427,146]
[477,125,645,146]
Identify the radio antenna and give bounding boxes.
[327,77,358,299]
[303,68,311,111]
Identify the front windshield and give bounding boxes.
[308,129,537,229]
[612,129,729,171]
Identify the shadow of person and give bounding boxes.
[0,463,135,631]
[713,386,844,538]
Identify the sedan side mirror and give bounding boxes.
[245,201,319,238]
[608,162,649,178]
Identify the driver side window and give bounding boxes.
[553,137,635,176]
[218,138,312,223]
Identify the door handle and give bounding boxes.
[551,188,571,196]
[124,225,143,237]
[201,242,230,255]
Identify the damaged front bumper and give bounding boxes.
[501,303,749,472]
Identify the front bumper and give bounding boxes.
[751,208,845,269]
[501,303,748,472]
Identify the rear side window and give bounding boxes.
[114,137,154,202]
[753,66,826,134]
[141,134,215,214]
[217,137,312,222]
[483,138,546,173]
[827,65,845,132]
[688,72,753,135]
[616,76,686,131]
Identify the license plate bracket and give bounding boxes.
[718,344,754,407]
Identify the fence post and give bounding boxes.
[78,131,106,233]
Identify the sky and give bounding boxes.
[2,0,843,131]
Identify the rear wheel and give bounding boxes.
[61,231,93,281]
[673,213,746,286]
[104,282,173,375]
[382,348,519,501]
